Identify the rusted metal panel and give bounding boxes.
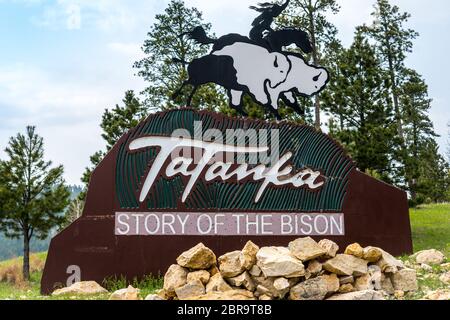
[41,109,412,294]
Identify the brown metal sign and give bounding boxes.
[41,109,413,294]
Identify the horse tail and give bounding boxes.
[182,26,216,45]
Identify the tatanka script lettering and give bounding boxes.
[129,136,325,203]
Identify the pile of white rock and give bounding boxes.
[405,249,450,301]
[149,238,419,301]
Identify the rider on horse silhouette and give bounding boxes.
[174,0,316,117]
[249,0,291,45]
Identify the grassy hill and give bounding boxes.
[410,203,450,256]
[0,203,448,300]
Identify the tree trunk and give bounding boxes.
[410,180,417,202]
[384,37,405,144]
[410,122,419,201]
[388,57,404,142]
[307,4,321,130]
[339,113,344,131]
[314,97,321,130]
[23,230,30,281]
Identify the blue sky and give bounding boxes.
[0,0,449,185]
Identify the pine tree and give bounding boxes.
[321,39,346,130]
[322,32,395,180]
[399,69,438,202]
[277,0,340,129]
[360,0,446,199]
[0,126,70,280]
[416,140,450,204]
[101,91,147,151]
[134,0,226,111]
[361,0,418,143]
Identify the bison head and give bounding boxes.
[287,54,329,96]
[267,52,291,89]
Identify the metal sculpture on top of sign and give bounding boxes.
[40,1,413,294]
[172,0,328,119]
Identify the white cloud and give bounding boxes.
[0,64,106,119]
[0,64,105,183]
[330,0,375,45]
[19,0,159,32]
[183,0,256,35]
[108,42,145,62]
[1,0,448,185]
[0,62,145,184]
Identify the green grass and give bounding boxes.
[0,252,64,300]
[410,203,450,257]
[0,271,62,300]
[406,264,449,300]
[0,270,162,300]
[0,281,110,300]
[0,252,162,300]
[0,272,39,300]
[103,275,164,298]
[0,203,448,300]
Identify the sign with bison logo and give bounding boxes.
[41,109,412,294]
[41,1,413,294]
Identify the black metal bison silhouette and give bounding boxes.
[173,1,329,120]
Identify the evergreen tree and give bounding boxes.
[322,32,395,180]
[399,69,438,201]
[361,0,418,143]
[0,126,70,280]
[134,0,226,111]
[321,38,346,130]
[416,140,450,204]
[277,0,340,129]
[101,91,148,151]
[361,0,445,199]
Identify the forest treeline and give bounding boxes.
[83,0,450,206]
[1,0,449,277]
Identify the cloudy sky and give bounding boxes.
[0,0,449,185]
